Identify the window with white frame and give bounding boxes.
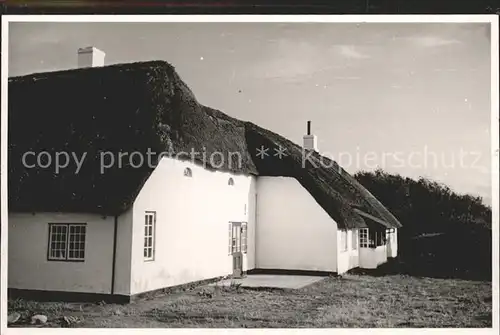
[48,223,86,261]
[378,230,387,246]
[340,229,348,252]
[144,212,156,261]
[359,228,369,248]
[352,229,358,250]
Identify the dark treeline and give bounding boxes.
[354,169,492,281]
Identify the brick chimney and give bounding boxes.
[303,120,318,151]
[77,46,105,68]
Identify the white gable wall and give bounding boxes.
[129,156,256,295]
[8,213,116,294]
[255,176,337,272]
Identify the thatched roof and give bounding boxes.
[8,61,401,229]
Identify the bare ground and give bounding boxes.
[8,274,492,328]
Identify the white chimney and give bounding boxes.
[77,46,105,68]
[303,120,318,151]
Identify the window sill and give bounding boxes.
[47,259,85,263]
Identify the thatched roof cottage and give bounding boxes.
[8,47,401,303]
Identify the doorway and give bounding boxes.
[229,222,247,278]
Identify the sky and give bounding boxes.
[8,21,493,205]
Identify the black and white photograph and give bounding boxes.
[1,15,498,330]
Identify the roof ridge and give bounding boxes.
[8,60,402,229]
[8,60,173,81]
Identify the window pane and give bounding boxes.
[50,224,83,260]
[144,213,156,260]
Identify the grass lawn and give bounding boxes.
[8,274,492,328]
